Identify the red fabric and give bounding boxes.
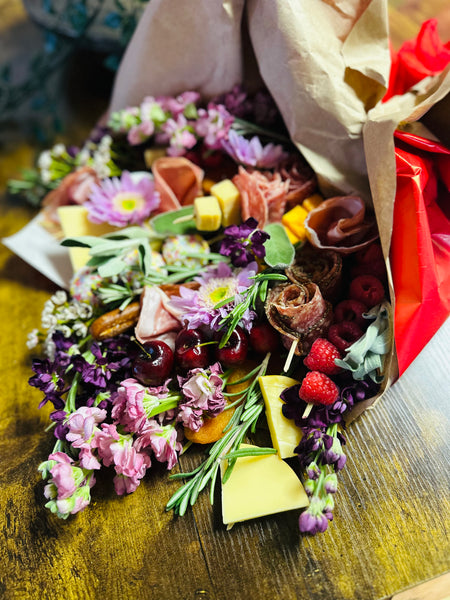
[384,19,450,101]
[391,130,450,375]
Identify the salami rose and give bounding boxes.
[265,282,333,356]
[286,244,343,302]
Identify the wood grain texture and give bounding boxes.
[1,2,450,599]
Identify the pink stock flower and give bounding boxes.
[195,104,234,150]
[47,453,78,499]
[156,115,198,156]
[136,420,182,469]
[127,120,155,145]
[177,363,225,432]
[156,91,201,116]
[112,378,170,434]
[85,171,160,227]
[66,406,107,449]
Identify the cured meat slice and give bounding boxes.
[232,167,289,228]
[135,285,182,344]
[286,244,343,302]
[304,195,379,254]
[279,160,318,210]
[265,282,333,355]
[152,156,204,212]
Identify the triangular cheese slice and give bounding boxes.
[259,375,302,459]
[220,444,308,525]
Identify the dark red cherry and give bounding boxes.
[214,326,249,367]
[132,340,174,386]
[175,327,210,371]
[249,321,280,354]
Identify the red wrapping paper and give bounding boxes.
[384,18,450,101]
[391,130,450,375]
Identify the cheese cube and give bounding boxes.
[144,148,167,168]
[283,225,301,245]
[259,375,302,459]
[220,444,308,525]
[302,193,324,212]
[210,179,241,226]
[194,196,222,231]
[281,205,309,240]
[57,206,117,272]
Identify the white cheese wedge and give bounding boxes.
[259,375,302,459]
[220,444,308,525]
[57,206,117,272]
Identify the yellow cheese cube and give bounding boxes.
[193,196,222,231]
[220,444,308,525]
[58,206,117,272]
[302,193,324,212]
[210,179,241,227]
[283,225,301,245]
[202,178,216,194]
[281,205,309,240]
[259,375,302,459]
[144,147,167,168]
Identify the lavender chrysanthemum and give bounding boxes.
[221,130,288,169]
[85,171,160,227]
[168,261,258,331]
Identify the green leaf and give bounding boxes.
[98,257,128,278]
[263,223,295,268]
[61,236,104,248]
[150,206,195,235]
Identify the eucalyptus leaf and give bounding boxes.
[263,223,295,268]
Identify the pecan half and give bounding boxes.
[90,302,141,341]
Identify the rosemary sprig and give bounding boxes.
[166,354,273,515]
[215,271,287,347]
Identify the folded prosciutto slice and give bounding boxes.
[152,156,204,212]
[265,282,333,355]
[135,285,182,348]
[286,244,343,303]
[304,195,379,254]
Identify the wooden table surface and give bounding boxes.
[1,2,449,599]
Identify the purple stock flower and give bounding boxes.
[220,218,269,267]
[298,497,330,535]
[29,358,66,409]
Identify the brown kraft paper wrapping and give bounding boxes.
[108,0,450,420]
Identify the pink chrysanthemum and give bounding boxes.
[85,171,160,227]
[168,261,258,331]
[221,130,288,169]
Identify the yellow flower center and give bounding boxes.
[113,192,145,214]
[199,278,238,308]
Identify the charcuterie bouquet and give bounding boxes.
[5,2,450,535]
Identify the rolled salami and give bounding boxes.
[286,244,343,302]
[265,281,333,356]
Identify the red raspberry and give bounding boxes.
[349,275,385,308]
[298,371,339,406]
[304,338,342,375]
[328,321,363,353]
[334,299,368,330]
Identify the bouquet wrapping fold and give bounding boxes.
[108,0,450,416]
